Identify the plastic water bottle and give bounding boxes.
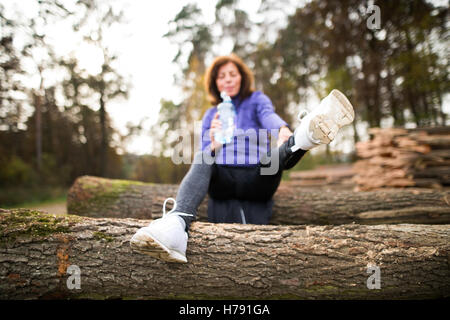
[214,91,236,144]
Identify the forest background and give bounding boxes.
[0,0,448,207]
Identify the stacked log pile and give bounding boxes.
[353,127,450,191]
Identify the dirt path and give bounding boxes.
[25,201,67,215]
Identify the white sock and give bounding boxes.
[176,215,186,230]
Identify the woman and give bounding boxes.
[130,54,355,263]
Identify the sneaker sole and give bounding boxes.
[130,231,188,263]
[309,89,355,144]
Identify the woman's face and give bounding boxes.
[215,62,242,98]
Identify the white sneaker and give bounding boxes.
[291,89,355,151]
[130,198,193,263]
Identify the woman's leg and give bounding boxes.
[175,150,215,230]
[276,135,308,171]
[130,149,215,263]
[233,137,308,202]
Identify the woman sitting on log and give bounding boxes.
[130,53,355,263]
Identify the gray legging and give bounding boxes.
[175,135,306,230]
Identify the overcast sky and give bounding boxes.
[87,0,222,155]
[104,0,262,155]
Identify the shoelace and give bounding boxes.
[162,197,194,218]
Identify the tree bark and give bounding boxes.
[66,176,450,225]
[0,208,449,300]
[99,91,107,177]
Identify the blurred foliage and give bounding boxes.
[125,154,190,184]
[157,0,448,156]
[0,0,130,205]
[0,0,449,206]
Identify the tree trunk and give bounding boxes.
[34,91,42,172]
[99,92,107,177]
[1,208,449,300]
[66,176,450,225]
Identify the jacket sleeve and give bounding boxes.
[255,92,288,131]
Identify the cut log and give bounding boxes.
[406,178,443,189]
[407,126,450,135]
[287,165,355,188]
[420,150,450,160]
[273,183,450,224]
[410,166,450,179]
[413,134,450,149]
[418,160,450,168]
[66,176,450,224]
[1,208,449,299]
[289,164,354,179]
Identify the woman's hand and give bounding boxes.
[209,112,223,152]
[277,125,293,147]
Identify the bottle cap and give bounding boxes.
[220,91,231,102]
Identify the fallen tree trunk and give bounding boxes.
[67,176,450,225]
[0,208,449,300]
[287,164,355,187]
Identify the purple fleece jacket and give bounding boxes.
[200,91,288,166]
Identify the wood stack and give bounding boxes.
[353,126,450,191]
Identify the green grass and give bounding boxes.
[7,195,67,209]
[0,186,68,208]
